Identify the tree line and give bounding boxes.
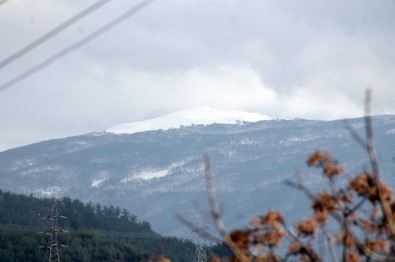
[0,189,230,261]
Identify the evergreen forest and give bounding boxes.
[0,189,230,261]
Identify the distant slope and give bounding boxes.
[106,107,272,134]
[0,115,394,239]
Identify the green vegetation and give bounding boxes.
[0,189,151,233]
[0,230,145,261]
[0,189,228,261]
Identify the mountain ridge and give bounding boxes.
[106,107,272,134]
[0,115,394,238]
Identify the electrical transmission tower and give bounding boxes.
[44,200,61,262]
[192,222,208,262]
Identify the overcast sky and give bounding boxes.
[0,0,394,151]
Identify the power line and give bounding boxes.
[0,0,111,69]
[0,223,166,239]
[0,223,164,239]
[0,0,9,6]
[0,0,156,93]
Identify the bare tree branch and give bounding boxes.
[174,213,221,243]
[364,89,380,179]
[344,119,368,150]
[179,89,395,262]
[322,226,339,262]
[203,153,251,262]
[204,153,227,238]
[364,89,395,240]
[282,222,322,262]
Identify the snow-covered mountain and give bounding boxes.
[0,115,394,239]
[106,107,272,134]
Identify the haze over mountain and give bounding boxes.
[0,108,394,238]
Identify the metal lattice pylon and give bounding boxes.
[192,222,208,262]
[44,200,61,262]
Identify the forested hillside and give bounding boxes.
[0,230,146,261]
[0,189,152,233]
[0,189,228,261]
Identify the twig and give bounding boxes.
[193,202,214,227]
[282,222,322,262]
[204,153,227,238]
[348,198,366,216]
[364,89,380,179]
[174,213,221,243]
[284,177,316,202]
[322,225,339,262]
[342,218,348,262]
[363,90,395,239]
[203,153,250,262]
[343,119,367,150]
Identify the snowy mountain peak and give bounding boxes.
[106,107,272,134]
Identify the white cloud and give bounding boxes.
[114,64,277,115]
[0,0,394,150]
[279,88,361,120]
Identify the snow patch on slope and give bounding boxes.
[91,171,109,188]
[134,170,169,180]
[121,169,169,182]
[386,128,395,135]
[91,178,106,188]
[37,186,63,197]
[106,107,271,134]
